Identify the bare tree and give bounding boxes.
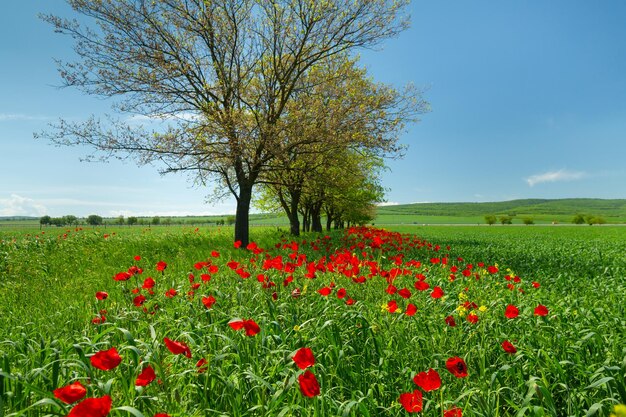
[37,0,412,246]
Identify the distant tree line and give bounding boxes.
[39,214,234,227]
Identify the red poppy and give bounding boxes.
[163,338,192,358]
[317,287,332,296]
[53,381,87,404]
[398,288,412,299]
[504,305,519,319]
[211,250,220,257]
[113,271,131,281]
[501,340,517,354]
[234,240,242,248]
[445,315,457,327]
[414,280,430,291]
[298,370,320,397]
[95,291,108,300]
[446,357,468,378]
[201,295,216,309]
[142,277,155,289]
[444,407,463,417]
[430,286,444,299]
[385,284,397,295]
[228,319,261,336]
[387,300,398,313]
[133,294,147,307]
[164,288,177,298]
[135,365,156,386]
[154,414,171,417]
[467,313,479,324]
[534,304,549,316]
[345,298,355,306]
[406,303,417,316]
[293,347,315,369]
[398,389,423,413]
[67,395,112,417]
[196,358,208,373]
[90,348,122,370]
[156,261,167,272]
[413,368,441,391]
[532,281,540,288]
[134,255,141,261]
[336,288,347,299]
[487,265,498,274]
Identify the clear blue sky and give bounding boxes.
[1,1,625,217]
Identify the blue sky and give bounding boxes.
[1,1,625,217]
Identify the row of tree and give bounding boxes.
[38,0,426,244]
[40,215,233,227]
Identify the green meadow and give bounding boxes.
[1,224,625,416]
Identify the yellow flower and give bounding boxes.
[458,292,468,301]
[456,305,467,317]
[381,303,390,313]
[293,325,301,332]
[478,305,488,313]
[610,404,626,417]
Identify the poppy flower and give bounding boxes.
[90,347,122,370]
[446,356,468,378]
[154,414,171,417]
[445,315,457,327]
[228,319,261,336]
[95,291,108,300]
[201,295,216,309]
[317,287,332,296]
[142,277,155,289]
[430,286,444,299]
[163,338,192,358]
[234,240,242,248]
[336,288,347,299]
[67,395,112,417]
[135,365,156,386]
[532,281,540,288]
[534,304,549,316]
[385,284,397,295]
[414,280,430,291]
[406,303,417,316]
[134,255,141,261]
[501,340,517,354]
[467,313,479,324]
[53,381,87,404]
[398,389,423,413]
[293,347,315,369]
[398,288,412,299]
[113,271,131,281]
[196,358,208,373]
[487,265,498,274]
[298,370,320,397]
[211,250,220,257]
[413,368,441,391]
[387,300,398,313]
[133,294,147,307]
[444,407,463,417]
[156,261,167,272]
[164,288,177,298]
[504,305,519,319]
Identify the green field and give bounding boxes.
[1,225,625,416]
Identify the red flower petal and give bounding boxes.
[413,368,441,392]
[67,395,112,417]
[298,370,320,397]
[534,304,549,316]
[163,338,191,358]
[53,381,87,404]
[446,356,468,378]
[501,340,517,354]
[293,347,315,369]
[90,348,122,371]
[504,304,519,319]
[398,389,423,413]
[135,365,156,386]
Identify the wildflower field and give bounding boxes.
[0,225,625,416]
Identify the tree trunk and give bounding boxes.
[234,182,253,247]
[311,203,323,232]
[289,193,300,236]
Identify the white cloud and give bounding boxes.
[0,113,50,121]
[0,194,48,217]
[377,201,400,206]
[525,169,587,187]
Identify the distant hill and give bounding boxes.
[376,198,626,223]
[0,216,38,221]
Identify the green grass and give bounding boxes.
[1,225,625,416]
